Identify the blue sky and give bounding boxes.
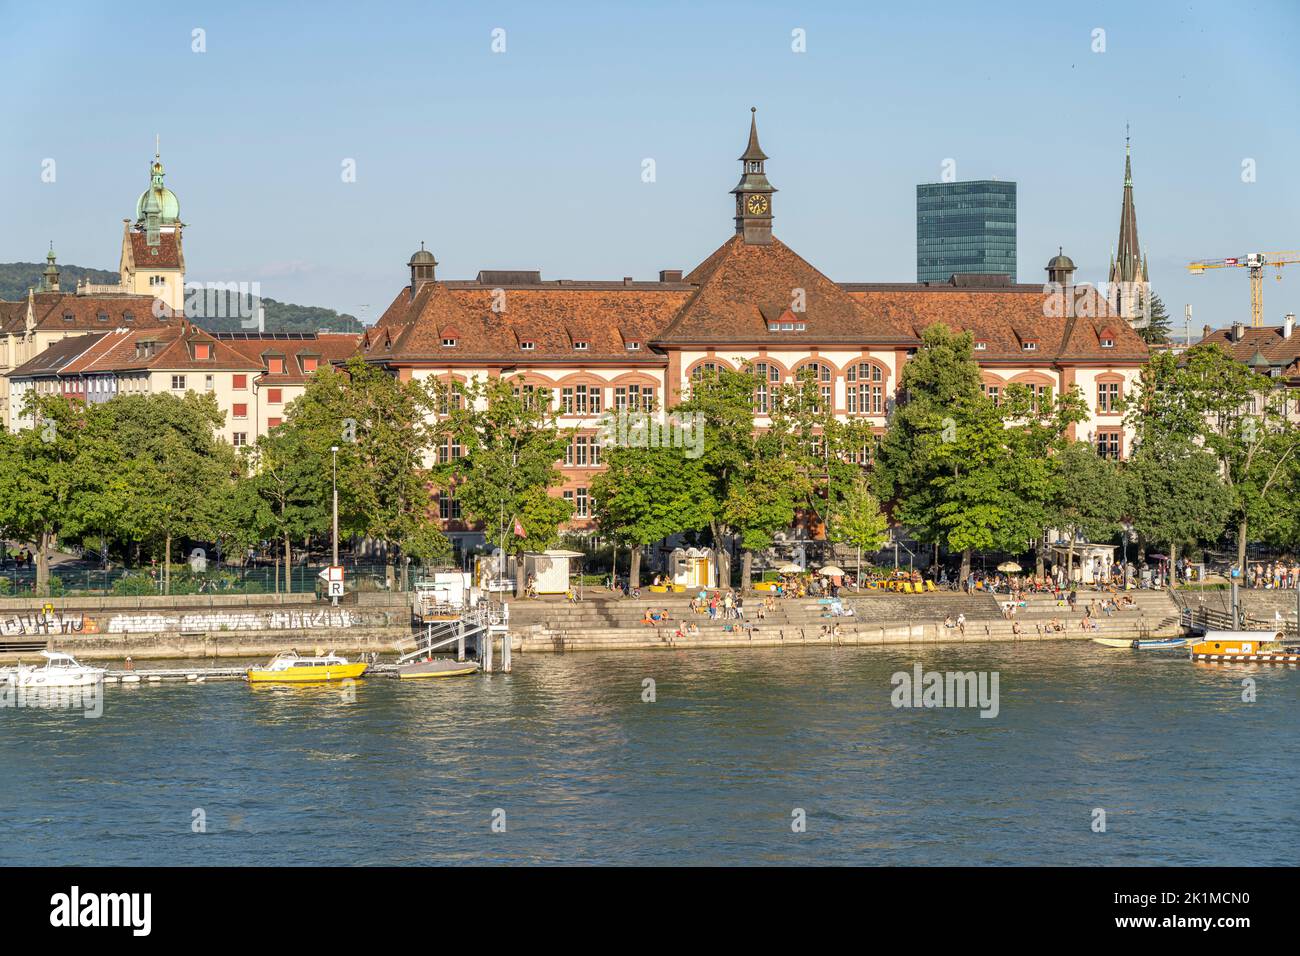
[2,0,1297,331]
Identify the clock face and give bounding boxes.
[746,194,769,216]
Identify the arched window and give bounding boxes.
[752,361,781,414]
[1007,374,1055,416]
[794,362,833,412]
[845,362,885,415]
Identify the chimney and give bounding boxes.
[659,269,683,283]
[1202,324,1213,341]
[1232,321,1245,342]
[1285,313,1296,340]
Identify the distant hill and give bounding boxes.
[0,262,362,334]
[0,262,118,299]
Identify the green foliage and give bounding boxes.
[0,261,117,299]
[0,262,360,332]
[112,571,158,596]
[0,393,96,594]
[1124,443,1231,558]
[874,324,1083,572]
[435,375,570,554]
[1051,441,1125,543]
[288,358,448,564]
[89,391,238,592]
[1126,343,1300,567]
[591,442,714,549]
[1136,291,1172,345]
[826,475,890,555]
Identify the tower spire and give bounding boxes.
[1109,127,1145,322]
[731,107,776,245]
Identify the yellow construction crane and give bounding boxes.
[1188,251,1300,327]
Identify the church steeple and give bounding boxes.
[42,243,60,293]
[731,107,776,245]
[1108,127,1148,321]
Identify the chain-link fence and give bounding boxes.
[0,561,408,598]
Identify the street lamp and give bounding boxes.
[330,445,339,606]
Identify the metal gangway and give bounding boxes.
[400,600,513,672]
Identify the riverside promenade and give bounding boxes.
[2,585,1185,662]
[509,589,1183,653]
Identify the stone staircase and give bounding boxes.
[508,588,1183,653]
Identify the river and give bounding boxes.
[2,642,1296,865]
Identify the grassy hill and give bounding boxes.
[0,262,362,334]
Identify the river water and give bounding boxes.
[2,642,1296,865]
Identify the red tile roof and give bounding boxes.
[847,284,1149,363]
[365,280,688,364]
[220,332,363,384]
[60,321,254,375]
[21,292,171,332]
[1196,325,1300,373]
[657,235,916,346]
[8,333,106,378]
[128,231,183,270]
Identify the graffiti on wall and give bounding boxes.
[105,609,358,634]
[1,608,97,637]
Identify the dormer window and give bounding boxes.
[97,312,109,323]
[973,341,988,351]
[520,341,535,351]
[123,311,135,323]
[626,341,641,351]
[768,318,806,332]
[302,356,319,372]
[1022,341,1038,352]
[442,337,457,348]
[136,341,157,359]
[267,356,285,375]
[193,343,212,360]
[1100,338,1115,348]
[62,312,74,323]
[574,341,589,351]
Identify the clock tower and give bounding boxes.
[731,107,776,245]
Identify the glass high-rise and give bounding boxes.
[916,181,1017,283]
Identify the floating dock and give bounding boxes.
[104,662,410,683]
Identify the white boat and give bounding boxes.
[0,651,106,688]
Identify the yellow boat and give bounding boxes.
[1190,631,1300,665]
[246,650,368,683]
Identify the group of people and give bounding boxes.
[689,589,746,620]
[1248,561,1300,590]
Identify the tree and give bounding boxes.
[1050,441,1125,580]
[656,367,756,587]
[874,324,1083,583]
[246,425,332,590]
[1136,291,1172,345]
[826,475,890,584]
[723,456,807,591]
[0,394,92,594]
[290,358,447,587]
[92,392,237,594]
[591,441,713,589]
[436,374,571,564]
[1126,344,1300,573]
[1124,443,1231,586]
